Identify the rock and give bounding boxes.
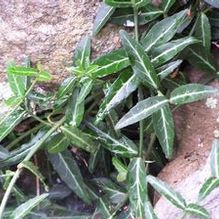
[0,0,121,83]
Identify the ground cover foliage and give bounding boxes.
[0,0,219,218]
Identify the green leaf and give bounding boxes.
[104,0,149,8]
[156,60,182,80]
[18,161,48,190]
[128,157,148,218]
[141,10,189,52]
[92,49,130,78]
[96,70,140,122]
[0,109,26,142]
[66,78,93,127]
[6,65,38,76]
[48,150,91,203]
[147,175,186,209]
[60,125,97,153]
[185,203,209,219]
[112,157,128,182]
[194,13,211,53]
[210,139,219,178]
[46,133,70,153]
[56,76,77,98]
[169,84,218,105]
[199,177,219,200]
[96,197,113,218]
[86,122,138,157]
[110,5,163,26]
[10,193,48,219]
[120,30,159,89]
[73,36,91,69]
[115,96,168,129]
[185,46,217,74]
[204,0,219,8]
[93,3,115,35]
[162,0,176,13]
[151,37,199,67]
[152,104,175,159]
[7,72,26,97]
[144,201,158,219]
[88,145,101,173]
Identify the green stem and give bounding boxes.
[6,123,44,150]
[145,133,156,159]
[133,7,139,41]
[0,117,65,217]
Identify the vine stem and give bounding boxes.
[133,5,144,157]
[0,117,65,218]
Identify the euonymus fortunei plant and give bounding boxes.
[0,0,219,218]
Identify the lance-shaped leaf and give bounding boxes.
[60,125,97,153]
[92,49,130,78]
[110,4,163,26]
[96,70,140,122]
[7,73,26,97]
[150,37,199,67]
[194,13,211,53]
[56,76,77,98]
[48,150,91,203]
[86,122,138,157]
[73,36,91,69]
[10,193,48,219]
[96,197,113,218]
[120,30,159,89]
[105,0,149,8]
[66,78,93,127]
[199,177,219,200]
[128,158,148,218]
[162,0,176,13]
[210,139,219,177]
[46,133,70,153]
[144,201,158,219]
[93,3,115,36]
[141,9,188,52]
[185,46,217,74]
[152,104,175,159]
[169,84,218,105]
[115,96,168,130]
[156,60,182,80]
[185,203,209,219]
[93,177,127,204]
[204,0,219,8]
[6,65,38,77]
[0,109,26,142]
[147,175,186,209]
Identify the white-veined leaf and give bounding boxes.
[210,139,219,178]
[144,201,158,219]
[60,125,97,153]
[199,177,219,200]
[185,203,209,219]
[120,30,159,89]
[105,0,149,8]
[128,158,148,218]
[93,3,115,35]
[157,60,182,80]
[86,122,138,157]
[169,84,218,105]
[162,0,176,13]
[48,150,91,203]
[10,193,48,219]
[92,49,130,78]
[142,10,189,52]
[152,104,175,159]
[151,37,199,67]
[115,96,168,129]
[147,175,186,209]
